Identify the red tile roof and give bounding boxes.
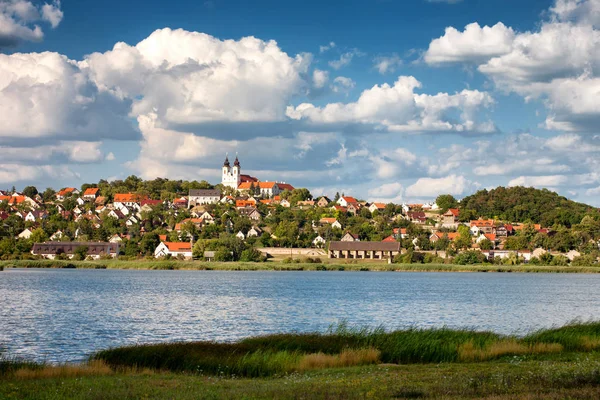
[83,188,99,196]
[445,208,460,217]
[341,196,358,204]
[114,193,147,203]
[164,242,192,251]
[277,183,295,191]
[382,235,397,242]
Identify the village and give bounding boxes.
[0,156,598,266]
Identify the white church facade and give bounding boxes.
[220,155,294,196]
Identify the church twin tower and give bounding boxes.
[222,154,241,189]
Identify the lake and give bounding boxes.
[1,268,599,363]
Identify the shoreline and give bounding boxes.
[1,259,599,273]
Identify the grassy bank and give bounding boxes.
[4,323,600,399]
[2,259,600,273]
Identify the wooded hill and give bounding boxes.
[458,187,599,227]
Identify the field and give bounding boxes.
[4,322,600,399]
[2,258,600,273]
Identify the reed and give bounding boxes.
[13,360,113,380]
[297,348,380,371]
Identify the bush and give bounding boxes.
[282,257,301,264]
[239,248,265,262]
[453,250,487,265]
[550,255,570,266]
[304,257,323,264]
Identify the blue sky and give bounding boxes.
[1,0,600,206]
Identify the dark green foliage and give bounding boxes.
[454,250,488,265]
[459,186,599,227]
[523,321,600,351]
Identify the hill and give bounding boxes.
[458,186,599,227]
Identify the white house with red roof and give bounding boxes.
[56,187,80,201]
[337,196,358,207]
[220,155,294,197]
[83,188,99,201]
[154,241,193,259]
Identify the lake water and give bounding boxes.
[1,268,600,363]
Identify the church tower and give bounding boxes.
[221,154,241,189]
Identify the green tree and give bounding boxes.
[435,194,457,212]
[22,186,38,199]
[30,228,48,243]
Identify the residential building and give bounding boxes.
[56,187,80,201]
[442,209,460,226]
[341,232,360,242]
[369,203,386,213]
[154,242,192,259]
[316,197,331,207]
[328,241,401,260]
[319,218,342,229]
[32,242,119,259]
[188,189,221,207]
[337,196,358,207]
[82,188,99,201]
[312,235,326,247]
[470,219,495,234]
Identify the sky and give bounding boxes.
[1,0,600,205]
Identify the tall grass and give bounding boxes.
[90,322,600,377]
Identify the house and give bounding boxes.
[24,210,47,222]
[188,189,221,207]
[331,205,348,213]
[82,188,99,201]
[341,232,360,242]
[95,196,107,206]
[247,226,262,237]
[369,203,386,213]
[312,235,326,247]
[316,197,331,207]
[172,197,188,208]
[279,199,291,208]
[407,212,427,224]
[476,233,497,247]
[482,249,532,262]
[319,218,342,229]
[297,200,315,208]
[236,231,246,240]
[198,212,215,224]
[429,232,461,243]
[238,181,281,197]
[442,209,460,226]
[0,194,39,209]
[50,230,64,241]
[382,235,397,243]
[109,234,123,243]
[107,209,126,220]
[174,218,204,231]
[239,207,262,221]
[495,225,509,237]
[393,228,408,239]
[236,199,256,208]
[56,188,80,201]
[565,250,581,261]
[337,196,358,207]
[277,183,295,192]
[470,219,495,234]
[113,193,147,210]
[346,203,359,215]
[32,242,119,259]
[18,228,33,239]
[328,241,401,260]
[154,241,192,259]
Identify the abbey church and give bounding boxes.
[221,155,294,197]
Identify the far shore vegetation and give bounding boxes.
[4,322,600,399]
[3,258,600,273]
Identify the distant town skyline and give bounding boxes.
[1,0,599,206]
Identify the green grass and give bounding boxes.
[6,323,600,398]
[2,259,600,273]
[86,322,600,378]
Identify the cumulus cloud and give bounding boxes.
[0,52,136,144]
[424,22,515,64]
[368,182,404,202]
[312,69,329,89]
[373,54,402,74]
[319,41,336,53]
[84,28,310,130]
[328,49,363,70]
[286,76,496,134]
[0,0,63,48]
[405,174,477,197]
[508,175,569,187]
[331,76,355,93]
[425,0,600,133]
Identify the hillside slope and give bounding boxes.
[459,186,599,227]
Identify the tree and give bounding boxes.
[435,194,457,211]
[478,238,494,250]
[73,245,89,261]
[139,232,160,255]
[22,186,38,199]
[30,228,48,243]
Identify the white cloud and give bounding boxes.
[424,22,515,64]
[328,49,363,70]
[319,41,336,53]
[406,174,476,197]
[287,76,495,134]
[331,76,355,93]
[368,182,404,202]
[84,28,310,127]
[551,0,600,26]
[508,175,569,187]
[0,0,63,48]
[312,69,329,89]
[0,52,136,142]
[105,152,116,161]
[586,185,600,195]
[373,54,402,74]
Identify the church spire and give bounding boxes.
[233,153,240,167]
[223,153,230,167]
